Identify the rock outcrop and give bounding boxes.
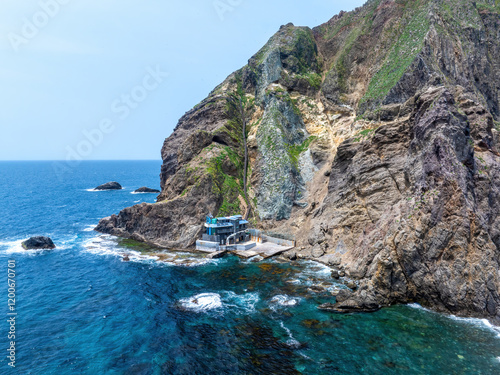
[97,0,500,323]
[22,237,56,250]
[133,187,161,193]
[94,182,122,190]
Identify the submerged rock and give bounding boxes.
[317,302,380,314]
[206,250,227,259]
[133,187,160,193]
[22,236,55,250]
[94,182,122,190]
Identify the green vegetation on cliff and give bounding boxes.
[360,1,430,106]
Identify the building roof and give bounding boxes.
[204,222,233,228]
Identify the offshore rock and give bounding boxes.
[22,236,55,250]
[94,182,122,190]
[133,187,161,193]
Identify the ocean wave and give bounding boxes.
[269,294,301,309]
[177,291,259,315]
[408,303,500,338]
[280,321,301,349]
[83,236,159,263]
[178,293,223,312]
[300,261,334,278]
[0,236,75,254]
[223,291,260,314]
[0,239,26,253]
[159,253,219,267]
[83,236,219,267]
[288,261,344,294]
[83,225,97,232]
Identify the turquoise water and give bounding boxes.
[0,161,499,374]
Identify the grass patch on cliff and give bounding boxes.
[353,128,378,142]
[476,0,500,13]
[296,72,322,90]
[359,3,430,106]
[321,10,357,40]
[205,148,245,217]
[287,136,317,168]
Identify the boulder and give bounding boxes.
[206,250,227,259]
[311,244,325,258]
[346,280,357,290]
[94,182,122,190]
[22,236,55,250]
[133,187,161,193]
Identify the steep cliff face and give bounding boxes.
[97,0,500,322]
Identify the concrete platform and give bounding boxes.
[231,242,293,259]
[231,250,260,258]
[235,242,257,251]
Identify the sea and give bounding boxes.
[0,160,499,375]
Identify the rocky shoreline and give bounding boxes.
[97,0,500,324]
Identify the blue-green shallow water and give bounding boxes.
[0,161,499,375]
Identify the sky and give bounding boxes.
[0,0,366,161]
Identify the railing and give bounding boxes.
[225,230,248,246]
[247,229,296,247]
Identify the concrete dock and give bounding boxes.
[231,242,293,259]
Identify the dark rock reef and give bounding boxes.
[22,237,56,250]
[97,0,500,323]
[94,182,123,191]
[133,187,161,193]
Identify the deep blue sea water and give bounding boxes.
[0,160,499,375]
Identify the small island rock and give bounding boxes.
[133,187,160,193]
[94,182,122,190]
[22,236,56,250]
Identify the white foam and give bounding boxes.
[223,291,260,314]
[408,303,500,338]
[408,303,426,310]
[177,291,259,315]
[301,260,334,277]
[83,236,217,266]
[178,293,223,312]
[0,239,26,253]
[270,295,300,308]
[83,236,158,263]
[0,236,74,254]
[280,321,301,349]
[83,225,97,232]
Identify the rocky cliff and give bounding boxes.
[96,0,500,323]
